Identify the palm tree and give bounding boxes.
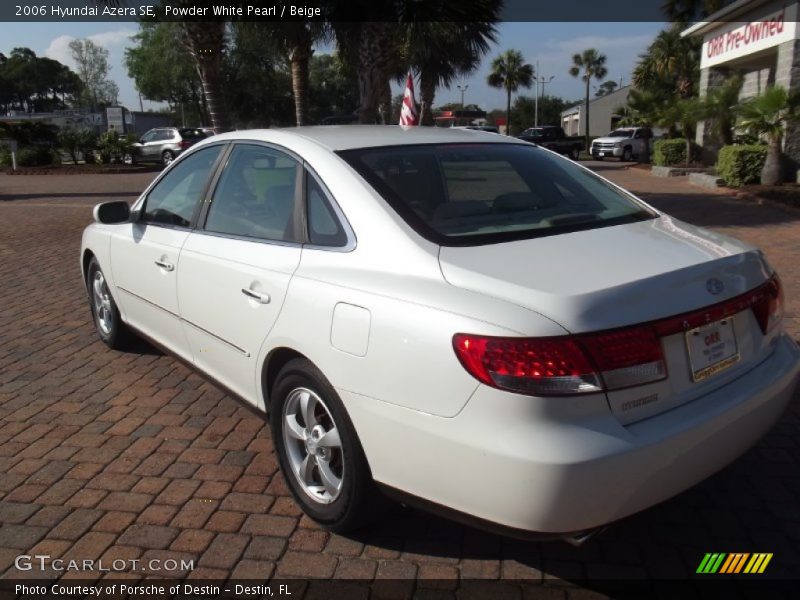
[703,74,743,146]
[487,50,534,135]
[247,22,328,126]
[569,49,608,152]
[659,96,707,164]
[661,0,725,22]
[98,0,229,129]
[403,19,498,126]
[632,24,700,99]
[738,86,800,185]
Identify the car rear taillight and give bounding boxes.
[454,274,784,397]
[179,140,193,149]
[453,327,666,396]
[752,275,784,335]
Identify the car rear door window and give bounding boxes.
[142,145,223,227]
[204,144,300,242]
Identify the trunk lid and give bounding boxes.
[439,215,777,424]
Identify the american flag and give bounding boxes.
[399,72,418,127]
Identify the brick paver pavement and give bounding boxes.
[0,165,798,598]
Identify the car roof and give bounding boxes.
[207,125,525,151]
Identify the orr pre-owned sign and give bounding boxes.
[701,3,800,68]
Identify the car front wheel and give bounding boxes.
[87,258,134,350]
[622,147,633,161]
[270,358,378,532]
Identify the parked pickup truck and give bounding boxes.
[516,126,584,159]
[590,127,652,161]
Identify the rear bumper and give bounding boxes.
[345,334,800,535]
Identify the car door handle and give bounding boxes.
[154,259,174,271]
[241,288,271,304]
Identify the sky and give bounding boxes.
[0,21,667,114]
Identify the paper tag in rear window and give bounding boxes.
[686,318,740,382]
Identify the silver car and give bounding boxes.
[124,127,209,167]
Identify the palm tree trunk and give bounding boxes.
[761,138,783,185]
[584,79,590,153]
[290,44,311,126]
[419,73,436,127]
[506,87,512,135]
[183,22,228,130]
[357,24,396,124]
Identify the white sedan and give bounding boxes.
[81,126,800,542]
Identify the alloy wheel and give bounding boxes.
[92,270,113,336]
[282,387,344,504]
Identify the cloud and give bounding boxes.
[545,34,655,55]
[44,28,136,69]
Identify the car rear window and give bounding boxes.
[179,128,208,140]
[338,143,655,246]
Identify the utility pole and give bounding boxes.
[457,84,469,108]
[534,63,555,127]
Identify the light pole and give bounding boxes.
[534,68,555,127]
[457,84,469,109]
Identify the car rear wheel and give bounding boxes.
[569,147,580,160]
[161,150,175,166]
[270,358,378,532]
[87,258,135,350]
[622,147,633,161]
[122,152,136,165]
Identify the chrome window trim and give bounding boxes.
[303,165,357,253]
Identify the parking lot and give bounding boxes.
[0,163,798,598]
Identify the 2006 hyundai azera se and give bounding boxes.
[81,126,800,541]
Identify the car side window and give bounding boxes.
[142,145,222,227]
[204,144,300,242]
[141,131,156,143]
[156,130,174,141]
[306,171,348,247]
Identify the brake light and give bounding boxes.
[454,274,783,396]
[752,275,784,334]
[453,328,665,396]
[179,140,193,149]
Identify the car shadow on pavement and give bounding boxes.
[338,386,800,596]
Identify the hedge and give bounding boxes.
[0,145,59,167]
[653,138,699,166]
[715,144,767,187]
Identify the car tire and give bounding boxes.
[87,257,135,350]
[569,147,580,160]
[161,150,175,167]
[622,147,633,161]
[270,358,378,533]
[122,152,136,165]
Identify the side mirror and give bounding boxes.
[93,200,131,224]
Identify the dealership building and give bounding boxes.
[682,0,800,176]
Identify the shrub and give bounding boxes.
[58,127,98,164]
[94,130,136,164]
[715,144,767,187]
[653,138,699,166]
[0,145,59,167]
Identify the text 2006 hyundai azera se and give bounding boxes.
[81,126,800,541]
